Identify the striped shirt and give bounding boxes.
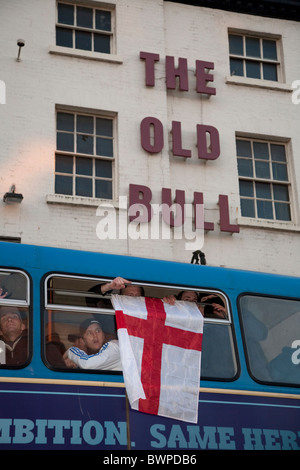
[67,340,122,371]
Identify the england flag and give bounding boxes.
[111,294,203,423]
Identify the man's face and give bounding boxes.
[181,291,198,303]
[0,312,24,338]
[121,285,142,297]
[83,323,105,352]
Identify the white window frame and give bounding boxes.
[50,1,123,64]
[54,107,116,202]
[226,29,292,94]
[236,135,297,226]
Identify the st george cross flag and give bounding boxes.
[111,294,203,423]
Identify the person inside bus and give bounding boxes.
[86,277,144,308]
[0,306,28,366]
[63,318,122,371]
[163,291,228,319]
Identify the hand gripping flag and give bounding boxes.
[111,294,203,423]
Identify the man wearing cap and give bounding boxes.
[64,319,121,371]
[0,306,28,366]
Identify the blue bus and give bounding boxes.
[0,241,299,451]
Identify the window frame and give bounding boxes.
[228,29,284,83]
[238,292,300,388]
[0,268,32,369]
[42,273,239,381]
[56,1,115,56]
[55,109,115,201]
[236,136,293,223]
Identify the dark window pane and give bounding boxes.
[263,63,277,81]
[273,184,289,202]
[256,182,272,199]
[253,141,269,160]
[257,200,273,219]
[96,137,113,157]
[230,58,243,76]
[75,30,92,51]
[94,33,110,54]
[201,324,237,380]
[255,161,270,179]
[77,6,93,29]
[239,180,254,197]
[96,180,112,199]
[57,132,74,152]
[246,60,261,79]
[76,157,93,176]
[275,202,291,221]
[77,115,93,134]
[237,158,253,177]
[77,134,93,154]
[272,163,288,181]
[57,112,74,132]
[55,175,72,195]
[239,295,300,386]
[263,39,277,60]
[55,155,73,174]
[76,177,92,197]
[96,10,111,31]
[271,144,286,162]
[95,160,112,178]
[246,37,261,58]
[241,198,255,217]
[58,3,74,25]
[236,140,252,157]
[56,27,73,48]
[229,35,243,55]
[96,118,113,137]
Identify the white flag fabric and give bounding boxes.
[111,294,203,423]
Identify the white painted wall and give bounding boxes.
[0,0,299,276]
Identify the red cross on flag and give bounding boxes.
[111,294,203,423]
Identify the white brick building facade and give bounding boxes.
[0,0,299,276]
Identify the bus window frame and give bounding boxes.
[0,267,32,369]
[42,272,239,379]
[237,292,300,389]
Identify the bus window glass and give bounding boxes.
[201,323,237,379]
[239,295,300,386]
[44,275,237,380]
[0,269,30,368]
[0,270,29,302]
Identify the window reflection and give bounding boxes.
[240,295,300,386]
[44,275,236,379]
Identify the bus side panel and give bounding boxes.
[129,391,300,450]
[0,382,128,450]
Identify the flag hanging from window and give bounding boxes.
[111,294,203,423]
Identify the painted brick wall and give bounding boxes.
[0,0,299,276]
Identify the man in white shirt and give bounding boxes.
[64,319,121,371]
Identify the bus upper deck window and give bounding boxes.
[43,275,238,380]
[0,269,30,368]
[44,275,117,371]
[239,295,300,386]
